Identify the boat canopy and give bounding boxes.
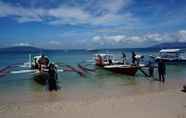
[159,49,185,59]
[95,53,113,59]
[95,53,113,57]
[160,49,183,53]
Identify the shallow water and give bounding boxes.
[0,50,186,105]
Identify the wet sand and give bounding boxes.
[0,79,186,118]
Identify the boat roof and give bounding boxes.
[160,49,183,53]
[33,55,42,59]
[104,64,131,68]
[95,53,113,57]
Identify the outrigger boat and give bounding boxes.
[155,49,186,64]
[95,54,139,76]
[0,54,96,85]
[104,64,138,76]
[95,54,123,66]
[0,54,52,85]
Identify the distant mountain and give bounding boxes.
[147,42,186,49]
[0,46,87,53]
[0,46,43,53]
[86,42,186,53]
[1,42,186,53]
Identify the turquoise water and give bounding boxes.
[0,50,186,104]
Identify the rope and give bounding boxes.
[0,63,20,78]
[65,65,86,77]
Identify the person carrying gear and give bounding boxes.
[38,54,49,72]
[48,63,58,91]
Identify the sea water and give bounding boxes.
[0,50,186,105]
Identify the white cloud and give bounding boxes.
[48,40,61,45]
[144,33,162,42]
[100,0,131,14]
[108,35,126,43]
[0,0,136,26]
[16,16,42,23]
[92,35,144,46]
[177,30,186,42]
[90,30,186,48]
[14,43,32,46]
[92,35,127,47]
[0,1,45,23]
[49,6,90,21]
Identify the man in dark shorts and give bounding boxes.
[158,59,166,82]
[132,52,136,65]
[48,64,58,91]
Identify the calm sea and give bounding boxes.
[0,50,186,104]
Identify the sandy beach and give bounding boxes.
[1,0,186,117]
[0,79,186,118]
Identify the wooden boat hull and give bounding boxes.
[156,59,186,64]
[104,65,138,76]
[33,72,49,85]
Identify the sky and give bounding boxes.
[0,0,186,49]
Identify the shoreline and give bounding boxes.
[0,78,186,105]
[1,89,186,118]
[0,79,186,118]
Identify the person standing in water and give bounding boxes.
[132,52,136,65]
[158,59,166,82]
[148,61,154,77]
[48,63,58,91]
[122,52,127,64]
[148,56,155,77]
[38,54,49,72]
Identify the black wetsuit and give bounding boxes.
[48,69,58,91]
[122,52,126,64]
[148,61,154,77]
[158,61,166,82]
[132,52,136,64]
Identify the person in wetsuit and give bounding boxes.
[132,52,136,65]
[122,52,127,64]
[158,59,166,82]
[34,58,39,69]
[148,61,154,77]
[181,85,186,92]
[48,63,58,91]
[38,55,49,71]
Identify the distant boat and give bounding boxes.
[104,64,138,76]
[95,53,113,67]
[155,49,186,64]
[95,53,138,76]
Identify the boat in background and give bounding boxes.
[95,54,123,67]
[95,54,112,66]
[95,53,138,76]
[155,49,186,64]
[104,64,138,76]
